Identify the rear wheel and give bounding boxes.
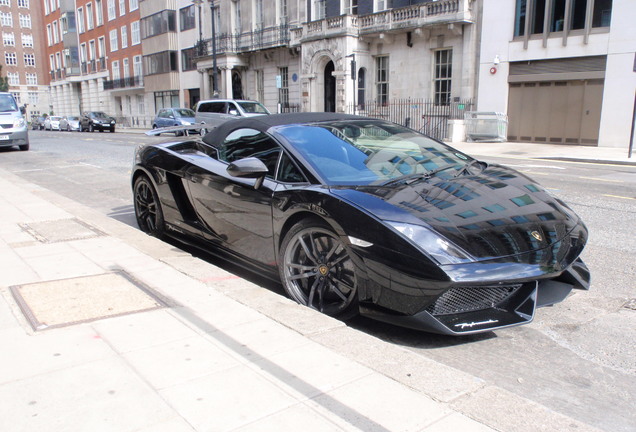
[133,175,165,238]
[279,219,358,319]
[88,124,94,132]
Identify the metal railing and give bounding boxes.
[196,24,290,57]
[349,98,474,141]
[103,75,144,90]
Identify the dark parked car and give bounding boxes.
[80,111,116,132]
[31,115,47,130]
[131,113,590,335]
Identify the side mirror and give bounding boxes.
[226,157,268,189]
[229,109,239,116]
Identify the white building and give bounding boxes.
[477,0,635,149]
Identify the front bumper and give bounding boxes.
[0,127,29,148]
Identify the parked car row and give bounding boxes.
[33,112,116,132]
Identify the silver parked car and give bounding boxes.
[60,116,81,131]
[194,99,270,133]
[0,92,29,151]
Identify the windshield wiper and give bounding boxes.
[381,164,456,186]
[453,159,484,177]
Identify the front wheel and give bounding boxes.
[279,219,358,318]
[19,143,29,151]
[133,175,165,238]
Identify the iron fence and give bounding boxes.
[348,98,473,141]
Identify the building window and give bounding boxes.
[0,0,10,6]
[119,0,125,16]
[89,39,96,60]
[3,32,15,46]
[375,56,389,104]
[121,25,128,48]
[375,0,387,12]
[343,0,357,15]
[123,57,129,78]
[278,67,289,106]
[12,92,20,104]
[181,47,196,71]
[109,28,118,51]
[107,0,116,21]
[5,52,17,65]
[141,10,176,39]
[592,0,612,27]
[112,60,120,80]
[96,0,103,26]
[313,0,325,20]
[131,20,140,45]
[18,0,30,7]
[98,36,106,58]
[19,14,31,28]
[256,70,264,102]
[143,51,178,75]
[52,20,59,43]
[180,5,195,32]
[154,90,179,111]
[28,91,38,104]
[24,53,35,66]
[0,13,12,27]
[357,67,366,109]
[129,0,138,12]
[21,33,32,47]
[136,94,145,114]
[86,3,94,30]
[434,49,452,106]
[26,73,37,85]
[255,0,264,28]
[133,54,142,78]
[7,72,19,85]
[77,8,85,33]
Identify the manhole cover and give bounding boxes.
[20,218,105,243]
[10,271,169,331]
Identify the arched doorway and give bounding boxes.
[324,61,336,112]
[232,72,244,100]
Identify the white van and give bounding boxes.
[0,92,29,151]
[194,99,270,133]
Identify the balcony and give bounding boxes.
[197,24,290,57]
[290,0,474,44]
[103,75,144,90]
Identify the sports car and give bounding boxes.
[131,113,590,335]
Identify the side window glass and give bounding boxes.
[221,128,281,178]
[277,152,306,183]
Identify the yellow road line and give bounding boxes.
[603,194,635,200]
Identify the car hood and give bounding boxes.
[330,164,583,261]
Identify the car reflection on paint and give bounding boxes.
[131,113,590,335]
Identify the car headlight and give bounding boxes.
[180,120,192,125]
[13,118,26,128]
[387,221,474,265]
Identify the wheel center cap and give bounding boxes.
[318,265,329,276]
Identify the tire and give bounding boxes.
[279,218,358,318]
[67,125,71,132]
[19,143,29,151]
[110,126,115,133]
[133,175,165,238]
[89,124,94,132]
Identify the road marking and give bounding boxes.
[579,176,624,183]
[603,194,635,200]
[79,162,102,168]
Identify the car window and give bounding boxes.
[277,152,306,183]
[237,101,269,114]
[220,128,281,178]
[176,109,195,117]
[198,102,226,113]
[0,94,18,112]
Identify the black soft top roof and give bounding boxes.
[201,112,372,147]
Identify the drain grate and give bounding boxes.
[9,271,169,331]
[20,218,105,243]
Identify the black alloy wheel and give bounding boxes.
[133,175,165,238]
[280,219,358,318]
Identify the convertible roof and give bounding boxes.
[201,112,372,146]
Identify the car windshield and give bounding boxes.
[0,94,18,112]
[50,116,62,121]
[67,116,79,121]
[273,120,475,186]
[175,109,195,117]
[92,112,110,119]
[238,101,269,114]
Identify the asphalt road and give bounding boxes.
[2,130,636,432]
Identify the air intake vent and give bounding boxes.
[426,284,523,316]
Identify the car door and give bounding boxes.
[185,128,280,263]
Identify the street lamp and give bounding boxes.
[210,0,218,97]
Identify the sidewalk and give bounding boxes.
[0,168,603,432]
